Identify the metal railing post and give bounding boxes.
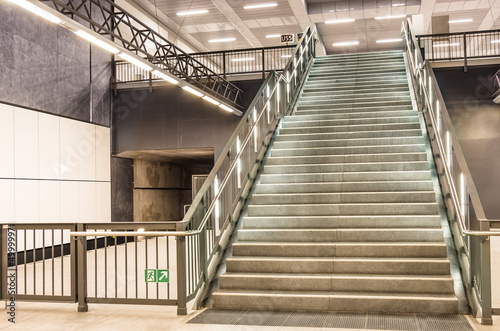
[76,223,88,312]
[463,33,468,72]
[176,232,187,315]
[199,224,208,291]
[480,221,493,325]
[262,49,266,79]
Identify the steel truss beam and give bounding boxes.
[39,0,244,109]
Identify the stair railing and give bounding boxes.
[174,26,317,312]
[403,19,500,325]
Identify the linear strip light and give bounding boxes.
[281,54,292,58]
[152,70,179,85]
[202,96,220,105]
[333,41,359,46]
[183,86,204,97]
[265,34,281,38]
[376,38,403,43]
[491,40,500,43]
[244,3,278,9]
[392,3,405,6]
[231,57,255,62]
[177,9,209,16]
[325,18,355,24]
[209,37,236,43]
[433,43,460,47]
[375,14,406,20]
[118,53,153,71]
[449,19,473,23]
[75,30,119,54]
[219,104,235,113]
[8,0,62,24]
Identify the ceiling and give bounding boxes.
[125,0,500,54]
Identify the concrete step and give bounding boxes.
[302,86,409,95]
[270,144,426,157]
[298,95,412,105]
[219,273,454,293]
[255,181,434,194]
[296,100,413,110]
[247,203,439,216]
[311,61,405,70]
[301,90,410,99]
[260,171,431,183]
[295,104,414,114]
[273,136,425,149]
[279,123,421,135]
[237,228,444,242]
[241,215,442,229]
[232,242,447,257]
[283,110,418,122]
[265,152,428,165]
[251,191,436,205]
[309,67,406,77]
[275,129,423,142]
[262,161,431,174]
[281,116,419,128]
[306,74,408,83]
[225,256,450,275]
[212,290,459,314]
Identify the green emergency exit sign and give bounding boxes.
[145,269,169,283]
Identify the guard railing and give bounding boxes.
[403,19,500,325]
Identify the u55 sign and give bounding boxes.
[281,34,295,43]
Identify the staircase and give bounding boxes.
[211,51,459,314]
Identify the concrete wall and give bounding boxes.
[434,66,500,219]
[133,160,209,221]
[0,0,112,127]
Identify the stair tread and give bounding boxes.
[221,272,453,280]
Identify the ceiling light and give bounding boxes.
[333,41,359,46]
[75,30,119,54]
[231,57,255,62]
[491,40,500,43]
[118,53,153,71]
[176,9,209,16]
[202,96,220,105]
[244,3,278,9]
[325,18,355,24]
[208,37,236,43]
[281,55,292,58]
[152,70,179,85]
[219,104,235,113]
[375,14,406,20]
[265,34,281,38]
[392,3,405,6]
[183,86,204,97]
[449,18,473,23]
[433,43,460,47]
[8,0,62,24]
[376,38,403,43]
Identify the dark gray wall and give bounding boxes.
[111,157,134,222]
[113,84,260,158]
[0,1,112,126]
[434,66,500,219]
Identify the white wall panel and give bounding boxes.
[60,181,79,222]
[96,182,111,222]
[79,181,97,222]
[15,180,39,223]
[78,122,96,181]
[0,179,15,222]
[95,126,111,182]
[39,181,61,222]
[14,107,39,179]
[60,118,80,180]
[39,113,60,180]
[0,103,14,178]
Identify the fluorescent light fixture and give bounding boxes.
[491,40,500,43]
[244,3,278,9]
[449,18,473,23]
[375,14,406,20]
[219,104,235,113]
[8,0,62,24]
[281,54,292,58]
[75,30,119,54]
[265,34,281,38]
[392,3,405,6]
[433,43,460,47]
[176,9,209,16]
[325,18,355,24]
[333,41,359,46]
[183,86,204,97]
[376,38,403,43]
[152,70,179,85]
[208,37,236,43]
[231,57,255,62]
[202,96,220,105]
[118,53,153,71]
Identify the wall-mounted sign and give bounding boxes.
[297,33,304,42]
[281,34,295,43]
[145,269,169,283]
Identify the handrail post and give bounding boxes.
[480,221,493,325]
[176,224,187,315]
[76,223,88,312]
[463,33,468,72]
[223,52,226,79]
[262,48,265,79]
